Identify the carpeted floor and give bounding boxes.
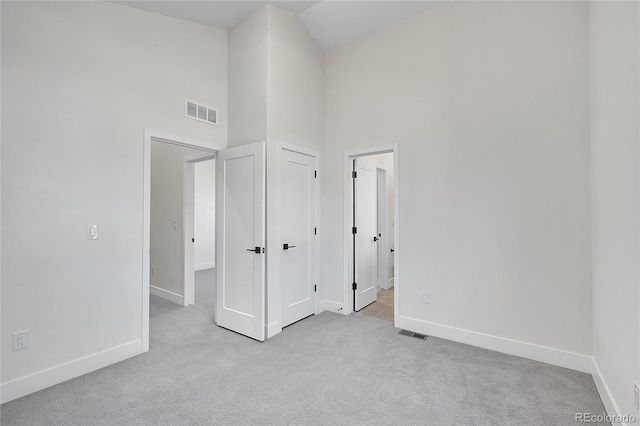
[1,270,609,425]
[358,287,394,322]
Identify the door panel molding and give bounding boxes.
[279,147,317,327]
[216,141,266,341]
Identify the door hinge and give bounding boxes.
[314,227,317,235]
[314,284,317,293]
[352,171,357,179]
[315,170,317,178]
[352,227,357,234]
[192,238,195,243]
[352,282,357,290]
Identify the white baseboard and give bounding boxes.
[150,285,183,305]
[397,315,593,373]
[195,262,215,271]
[318,300,346,314]
[592,359,627,426]
[1,340,141,404]
[383,277,394,290]
[266,321,281,339]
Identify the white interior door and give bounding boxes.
[280,149,316,327]
[354,158,377,311]
[376,168,387,290]
[216,141,266,341]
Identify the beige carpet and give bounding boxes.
[358,287,394,322]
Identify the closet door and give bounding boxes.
[280,148,316,328]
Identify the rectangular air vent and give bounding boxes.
[185,99,218,126]
[398,329,428,340]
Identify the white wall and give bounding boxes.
[194,160,216,270]
[1,1,227,401]
[589,1,640,417]
[266,6,325,153]
[228,6,268,148]
[150,142,204,299]
[265,6,325,336]
[324,1,593,362]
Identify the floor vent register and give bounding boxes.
[398,329,429,341]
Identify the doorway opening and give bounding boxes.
[142,130,219,352]
[183,152,216,308]
[344,146,398,324]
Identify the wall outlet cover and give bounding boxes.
[13,330,30,351]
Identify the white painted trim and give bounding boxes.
[183,161,196,306]
[1,340,141,404]
[195,262,215,271]
[397,315,593,373]
[318,300,347,314]
[279,142,320,159]
[142,128,221,352]
[592,359,627,426]
[266,321,281,339]
[375,166,388,290]
[150,285,184,305]
[184,152,217,306]
[384,277,395,290]
[142,131,151,353]
[185,152,217,163]
[343,145,399,322]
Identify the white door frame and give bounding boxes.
[343,145,399,323]
[183,152,216,307]
[376,167,389,290]
[142,129,219,352]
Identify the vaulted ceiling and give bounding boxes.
[113,1,444,52]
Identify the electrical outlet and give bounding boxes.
[172,220,178,230]
[634,382,639,410]
[151,265,156,275]
[422,291,430,304]
[13,330,30,351]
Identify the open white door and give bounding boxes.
[354,158,378,311]
[280,148,316,327]
[216,141,266,341]
[376,167,387,290]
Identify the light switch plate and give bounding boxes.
[86,225,98,240]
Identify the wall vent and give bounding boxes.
[185,99,218,126]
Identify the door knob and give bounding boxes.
[283,243,296,250]
[246,247,261,253]
[373,236,378,242]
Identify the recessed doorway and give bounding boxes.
[344,146,398,324]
